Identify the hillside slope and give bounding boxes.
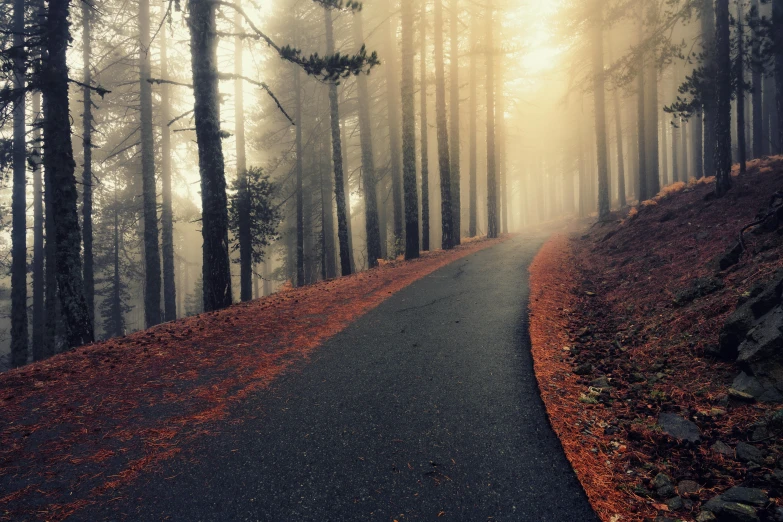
[531,157,783,522]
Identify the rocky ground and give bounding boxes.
[530,158,783,522]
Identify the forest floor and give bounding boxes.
[530,157,783,522]
[0,236,503,521]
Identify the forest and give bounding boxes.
[0,0,780,371]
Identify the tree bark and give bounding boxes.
[384,7,404,246]
[160,7,176,319]
[32,91,45,360]
[420,0,431,250]
[672,69,680,183]
[645,58,660,196]
[42,0,94,348]
[714,0,733,195]
[497,41,508,233]
[188,0,233,309]
[140,0,162,325]
[235,7,253,300]
[449,0,461,244]
[401,0,420,259]
[774,0,783,152]
[637,4,648,203]
[485,0,498,238]
[11,0,27,366]
[751,0,764,159]
[468,15,478,235]
[736,0,747,175]
[295,66,305,284]
[324,9,353,275]
[592,2,610,220]
[435,0,454,247]
[702,0,717,177]
[353,12,382,266]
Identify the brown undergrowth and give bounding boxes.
[530,157,783,522]
[0,236,503,521]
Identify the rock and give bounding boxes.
[630,372,647,383]
[711,441,734,456]
[652,473,675,498]
[574,363,593,376]
[678,480,701,496]
[769,408,783,430]
[590,375,611,389]
[658,413,701,443]
[729,383,759,402]
[674,277,725,307]
[665,496,684,510]
[696,511,717,522]
[720,487,768,506]
[719,502,760,522]
[751,425,770,441]
[718,242,744,270]
[703,495,727,514]
[736,442,766,464]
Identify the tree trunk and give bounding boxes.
[81,1,94,332]
[32,92,45,360]
[636,5,648,203]
[188,0,233,309]
[339,119,355,271]
[235,7,253,300]
[420,0,431,250]
[702,0,717,177]
[42,0,94,348]
[107,179,125,338]
[497,43,508,233]
[449,0,461,244]
[320,122,336,279]
[714,0,733,195]
[385,7,404,246]
[469,15,478,235]
[353,12,382,266]
[681,116,689,179]
[645,60,660,196]
[592,3,610,220]
[434,0,454,247]
[737,0,747,175]
[672,69,680,183]
[400,0,420,259]
[140,0,162,326]
[485,0,498,238]
[324,9,353,275]
[295,67,305,284]
[751,0,764,159]
[11,0,27,366]
[160,7,176,319]
[774,0,783,152]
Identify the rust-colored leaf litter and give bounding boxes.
[530,157,783,522]
[0,237,503,521]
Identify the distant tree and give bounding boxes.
[714,0,733,195]
[400,0,419,260]
[449,0,461,244]
[229,167,281,276]
[434,0,454,247]
[160,15,176,320]
[486,0,498,238]
[420,0,431,250]
[592,0,610,220]
[81,0,95,328]
[775,0,783,152]
[736,0,747,175]
[384,3,404,250]
[468,15,478,237]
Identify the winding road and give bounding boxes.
[81,235,597,521]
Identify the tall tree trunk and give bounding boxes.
[188,0,233,309]
[339,119,355,271]
[468,15,478,235]
[353,12,382,266]
[235,7,253,300]
[295,67,305,284]
[324,9,353,275]
[610,61,626,206]
[434,0,454,247]
[497,43,508,233]
[401,0,420,259]
[681,116,689,179]
[592,2,610,220]
[714,0,733,195]
[385,7,404,246]
[767,75,780,155]
[672,69,680,183]
[637,4,648,202]
[737,0,747,175]
[645,58,660,196]
[140,0,162,325]
[42,0,94,348]
[107,178,124,338]
[702,0,717,177]
[485,0,498,238]
[11,0,27,366]
[420,0,431,250]
[32,92,45,360]
[449,0,461,244]
[81,0,95,330]
[774,0,783,152]
[751,0,764,159]
[320,122,336,279]
[160,7,176,320]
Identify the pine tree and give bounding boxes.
[160,11,176,320]
[449,0,461,244]
[736,0,747,175]
[81,1,95,328]
[485,0,498,238]
[714,0,733,195]
[468,15,478,236]
[401,0,419,260]
[592,0,610,220]
[420,0,431,250]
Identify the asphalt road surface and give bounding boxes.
[82,235,598,521]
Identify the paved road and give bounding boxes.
[83,235,598,521]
